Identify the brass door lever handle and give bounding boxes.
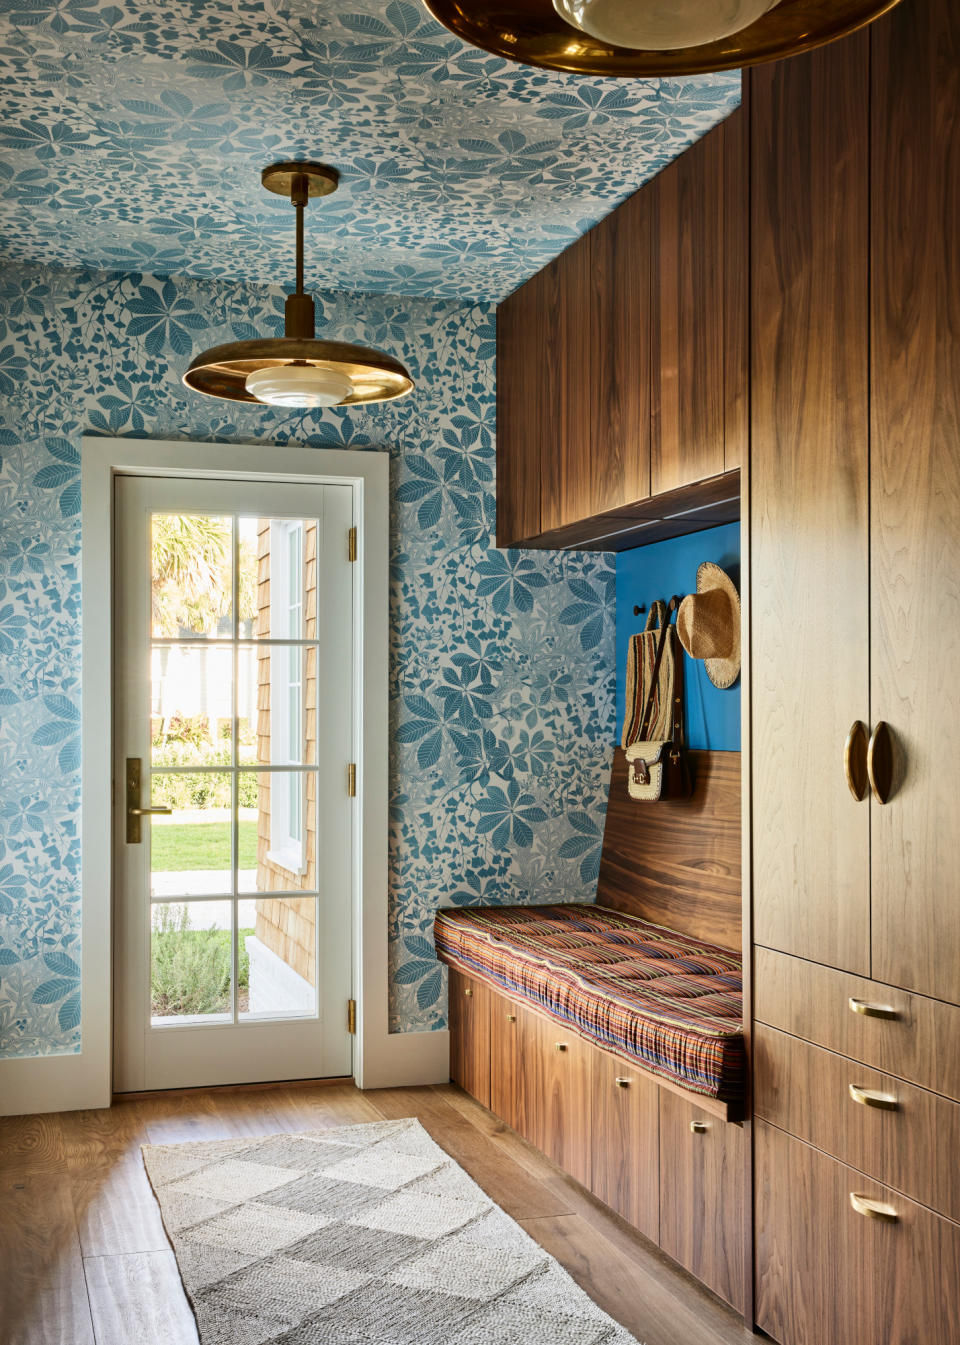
[125,757,172,844]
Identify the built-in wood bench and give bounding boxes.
[436,750,747,1315]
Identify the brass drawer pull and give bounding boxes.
[849,1083,899,1111]
[690,1120,709,1134]
[463,987,473,998]
[555,1042,568,1053]
[867,721,894,804]
[849,997,899,1020]
[614,1077,631,1089]
[850,1192,899,1223]
[506,1013,517,1022]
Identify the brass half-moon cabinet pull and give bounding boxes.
[614,1077,631,1089]
[463,987,473,998]
[849,997,899,1020]
[844,720,869,801]
[850,1192,899,1223]
[555,1042,568,1053]
[867,721,894,804]
[690,1120,709,1134]
[849,1083,899,1111]
[505,1012,516,1022]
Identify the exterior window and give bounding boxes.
[268,520,306,873]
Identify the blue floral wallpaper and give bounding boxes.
[0,0,740,300]
[0,258,615,1057]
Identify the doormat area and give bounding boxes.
[142,1117,641,1345]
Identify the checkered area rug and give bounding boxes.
[142,1118,641,1345]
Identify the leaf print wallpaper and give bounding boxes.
[0,258,615,1056]
[0,0,740,300]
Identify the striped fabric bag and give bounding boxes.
[620,600,676,748]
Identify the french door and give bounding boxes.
[113,474,354,1090]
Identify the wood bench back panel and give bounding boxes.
[597,748,741,953]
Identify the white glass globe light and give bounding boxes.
[552,0,778,50]
[245,363,354,408]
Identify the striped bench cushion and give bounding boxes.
[434,903,744,1103]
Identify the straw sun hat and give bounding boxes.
[676,562,741,690]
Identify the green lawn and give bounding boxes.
[151,820,257,872]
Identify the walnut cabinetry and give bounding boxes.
[451,975,744,1312]
[495,108,746,551]
[750,2,960,1339]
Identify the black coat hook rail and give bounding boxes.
[632,594,685,618]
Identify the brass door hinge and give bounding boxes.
[347,999,357,1034]
[347,762,357,797]
[347,526,357,562]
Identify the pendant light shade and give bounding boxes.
[183,162,414,409]
[551,0,777,51]
[421,0,904,76]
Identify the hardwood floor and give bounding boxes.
[0,1081,756,1345]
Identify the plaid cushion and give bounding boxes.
[434,903,744,1104]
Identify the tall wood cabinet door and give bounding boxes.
[651,104,748,493]
[495,266,554,547]
[749,40,872,974]
[447,969,491,1108]
[869,0,960,1005]
[539,191,652,534]
[490,996,540,1144]
[532,1018,592,1188]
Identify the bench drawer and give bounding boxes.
[755,1024,960,1223]
[756,1121,960,1345]
[659,1089,744,1312]
[755,947,960,1101]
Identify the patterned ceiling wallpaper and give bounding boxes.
[0,259,615,1057]
[0,0,740,300]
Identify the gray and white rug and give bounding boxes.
[142,1117,640,1345]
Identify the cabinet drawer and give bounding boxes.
[448,969,491,1108]
[755,946,960,1102]
[591,1049,659,1241]
[755,1024,960,1222]
[658,1090,744,1312]
[756,1121,960,1345]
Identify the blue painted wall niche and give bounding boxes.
[615,523,741,751]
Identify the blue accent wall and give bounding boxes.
[615,523,740,752]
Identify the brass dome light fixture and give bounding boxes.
[420,0,904,77]
[183,162,414,409]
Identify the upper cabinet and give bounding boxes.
[495,107,746,551]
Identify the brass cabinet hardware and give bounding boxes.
[506,1013,517,1022]
[849,1083,899,1110]
[844,720,869,801]
[849,997,899,1020]
[463,987,473,998]
[614,1077,631,1088]
[125,757,172,844]
[554,1042,568,1053]
[867,720,894,804]
[347,526,358,562]
[347,999,357,1034]
[690,1119,709,1134]
[850,1192,899,1223]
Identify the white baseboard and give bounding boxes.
[356,1027,450,1091]
[0,1052,111,1117]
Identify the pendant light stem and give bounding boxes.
[284,172,315,341]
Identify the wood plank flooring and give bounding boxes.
[0,1082,756,1345]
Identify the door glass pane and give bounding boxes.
[151,513,233,638]
[238,515,317,640]
[239,771,316,893]
[151,644,234,768]
[238,645,314,766]
[150,772,233,897]
[238,897,317,1020]
[151,900,232,1026]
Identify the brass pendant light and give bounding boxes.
[183,162,414,408]
[420,0,904,77]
